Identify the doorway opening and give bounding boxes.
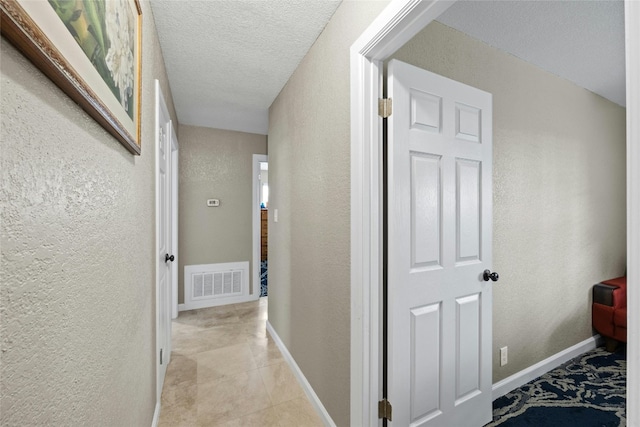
[350,1,638,425]
[253,154,269,300]
[259,161,269,297]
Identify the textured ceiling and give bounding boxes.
[150,0,341,135]
[151,0,625,136]
[436,0,625,107]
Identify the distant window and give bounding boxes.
[261,184,269,207]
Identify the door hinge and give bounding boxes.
[378,398,392,421]
[379,98,392,118]
[160,348,163,365]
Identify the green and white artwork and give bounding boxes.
[48,0,136,120]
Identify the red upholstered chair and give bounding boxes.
[592,276,627,351]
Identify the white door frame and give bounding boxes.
[170,121,179,320]
[625,1,639,425]
[253,154,268,299]
[349,1,639,425]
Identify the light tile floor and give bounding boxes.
[158,298,324,427]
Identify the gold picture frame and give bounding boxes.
[1,0,142,154]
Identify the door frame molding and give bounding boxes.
[625,0,639,423]
[349,2,454,424]
[253,154,268,299]
[170,124,179,320]
[349,1,639,425]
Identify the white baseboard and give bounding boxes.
[178,293,259,312]
[151,402,160,427]
[266,322,336,427]
[492,334,603,400]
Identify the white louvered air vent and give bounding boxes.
[184,262,249,309]
[192,270,242,299]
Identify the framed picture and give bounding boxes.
[1,0,142,154]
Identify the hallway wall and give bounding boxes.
[391,21,627,382]
[0,2,177,424]
[177,125,267,303]
[267,1,389,425]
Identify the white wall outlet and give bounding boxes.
[274,209,278,222]
[206,199,220,207]
[500,346,508,366]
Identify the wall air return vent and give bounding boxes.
[183,261,249,310]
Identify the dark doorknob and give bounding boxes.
[483,269,499,282]
[165,254,175,263]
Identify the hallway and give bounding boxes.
[158,299,323,426]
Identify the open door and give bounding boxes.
[386,59,495,426]
[155,80,174,404]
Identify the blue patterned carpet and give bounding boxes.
[260,259,268,297]
[487,346,626,426]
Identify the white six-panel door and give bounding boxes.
[387,60,493,427]
[156,80,173,403]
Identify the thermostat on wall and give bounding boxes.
[207,199,220,207]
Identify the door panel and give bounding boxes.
[411,153,442,269]
[410,303,441,422]
[411,89,442,132]
[456,159,481,264]
[455,293,481,403]
[387,59,493,427]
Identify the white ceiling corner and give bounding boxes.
[150,0,341,135]
[436,0,626,107]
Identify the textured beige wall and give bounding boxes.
[177,125,267,303]
[0,2,178,424]
[391,21,626,382]
[267,1,389,425]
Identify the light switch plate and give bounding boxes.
[500,346,508,366]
